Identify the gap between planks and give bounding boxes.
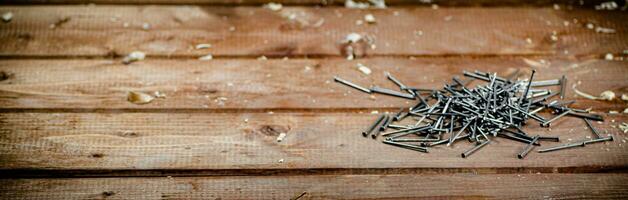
[1,173,627,199]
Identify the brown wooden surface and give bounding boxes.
[0,58,626,110]
[0,6,626,57]
[0,112,626,175]
[2,174,628,199]
[0,0,621,7]
[0,3,627,199]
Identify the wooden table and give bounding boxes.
[0,0,627,199]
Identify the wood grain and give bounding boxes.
[0,6,626,57]
[1,174,628,199]
[0,57,626,110]
[0,111,625,176]
[0,0,620,7]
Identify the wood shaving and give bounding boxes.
[127,91,155,104]
[364,14,376,24]
[605,53,614,60]
[609,110,619,114]
[257,56,267,60]
[595,1,618,10]
[122,51,146,64]
[595,27,616,34]
[276,133,287,142]
[619,123,628,134]
[264,2,283,11]
[572,84,599,100]
[2,12,12,22]
[356,63,371,75]
[278,159,284,163]
[345,33,362,43]
[522,58,549,68]
[345,0,386,9]
[153,91,166,98]
[622,94,628,101]
[599,90,615,100]
[198,54,213,60]
[195,44,212,49]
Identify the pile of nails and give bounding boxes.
[334,70,613,159]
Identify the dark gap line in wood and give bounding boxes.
[0,53,563,60]
[1,166,626,179]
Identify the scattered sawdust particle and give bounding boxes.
[142,23,151,30]
[278,158,284,163]
[431,4,439,9]
[195,44,212,49]
[153,91,166,98]
[356,63,371,75]
[371,110,379,114]
[621,94,628,101]
[276,132,287,142]
[122,51,146,64]
[257,56,267,60]
[127,91,155,105]
[605,53,614,60]
[609,110,619,114]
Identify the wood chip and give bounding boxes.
[364,14,376,24]
[195,44,212,49]
[356,63,371,75]
[276,133,287,142]
[122,51,145,64]
[127,91,155,105]
[2,12,12,22]
[264,2,283,11]
[198,54,213,60]
[599,90,615,101]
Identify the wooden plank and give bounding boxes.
[0,6,626,57]
[0,111,625,175]
[0,0,618,7]
[1,174,627,199]
[0,58,625,110]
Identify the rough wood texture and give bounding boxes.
[2,174,628,199]
[0,58,626,110]
[0,6,626,57]
[0,0,620,7]
[0,111,625,176]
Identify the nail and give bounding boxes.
[517,135,539,159]
[334,76,371,94]
[385,71,408,90]
[383,140,428,153]
[373,115,392,139]
[362,114,386,137]
[559,75,566,99]
[538,142,585,153]
[583,118,602,138]
[541,110,570,127]
[461,140,490,158]
[371,86,415,99]
[583,136,614,145]
[538,136,560,142]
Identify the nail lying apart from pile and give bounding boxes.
[334,70,613,159]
